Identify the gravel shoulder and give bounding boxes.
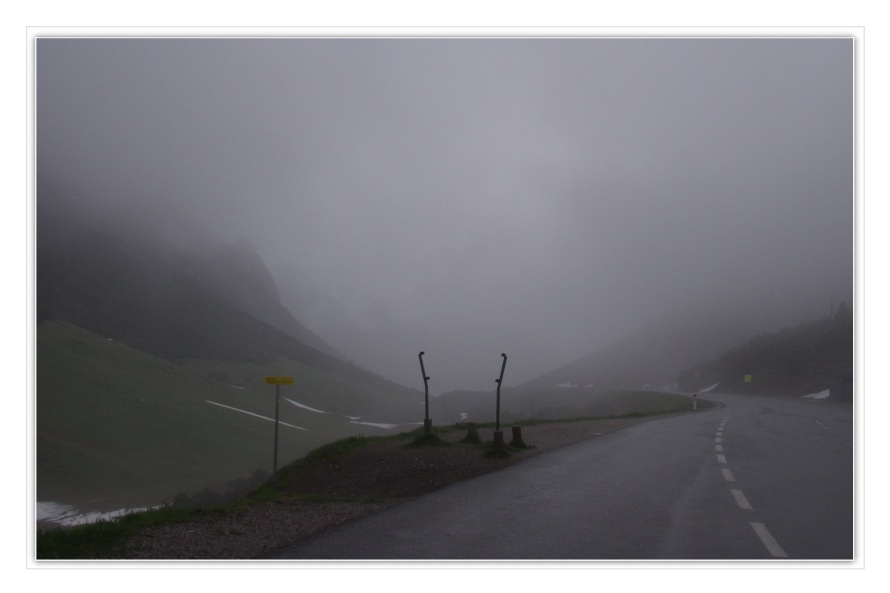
[121,417,653,560]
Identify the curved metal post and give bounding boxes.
[495,353,507,431]
[419,351,431,434]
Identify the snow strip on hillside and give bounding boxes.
[283,397,328,414]
[37,501,160,527]
[348,421,401,429]
[349,420,425,430]
[802,389,830,400]
[206,400,306,430]
[700,383,720,393]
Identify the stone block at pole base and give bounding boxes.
[509,425,528,448]
[465,422,479,442]
[424,418,433,435]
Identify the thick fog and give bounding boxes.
[36,37,855,394]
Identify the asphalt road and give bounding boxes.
[269,393,855,561]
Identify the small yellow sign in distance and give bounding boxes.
[264,376,293,385]
[744,374,753,383]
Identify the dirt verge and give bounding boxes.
[122,416,658,559]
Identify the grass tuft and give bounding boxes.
[36,505,205,560]
[405,431,450,448]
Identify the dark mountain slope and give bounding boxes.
[432,296,853,423]
[518,303,760,393]
[675,303,854,397]
[190,238,342,359]
[36,221,416,397]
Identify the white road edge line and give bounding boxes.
[731,488,752,510]
[721,468,735,482]
[715,444,724,452]
[751,522,788,558]
[716,454,727,464]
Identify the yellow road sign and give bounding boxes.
[264,376,293,385]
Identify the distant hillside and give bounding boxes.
[517,300,782,394]
[432,296,854,423]
[188,237,343,360]
[37,221,416,396]
[675,303,854,397]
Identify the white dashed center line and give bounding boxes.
[731,488,753,510]
[751,522,788,558]
[715,416,789,558]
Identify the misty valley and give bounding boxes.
[36,222,854,527]
[33,37,855,559]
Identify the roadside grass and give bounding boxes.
[36,505,209,560]
[36,396,716,559]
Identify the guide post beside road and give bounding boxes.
[264,376,293,482]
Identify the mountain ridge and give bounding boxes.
[37,218,418,396]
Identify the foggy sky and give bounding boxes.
[36,36,855,394]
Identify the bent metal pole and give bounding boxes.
[419,351,431,434]
[495,353,507,431]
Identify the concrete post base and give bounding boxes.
[493,430,505,451]
[466,422,479,441]
[510,425,527,448]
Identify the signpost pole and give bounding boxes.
[264,376,293,483]
[272,383,280,482]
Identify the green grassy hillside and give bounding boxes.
[37,320,423,513]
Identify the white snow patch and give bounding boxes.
[459,413,468,421]
[283,398,328,414]
[802,389,831,400]
[343,415,361,420]
[37,501,160,527]
[348,421,400,429]
[348,421,424,430]
[556,383,577,388]
[231,384,245,390]
[206,400,306,430]
[700,383,720,393]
